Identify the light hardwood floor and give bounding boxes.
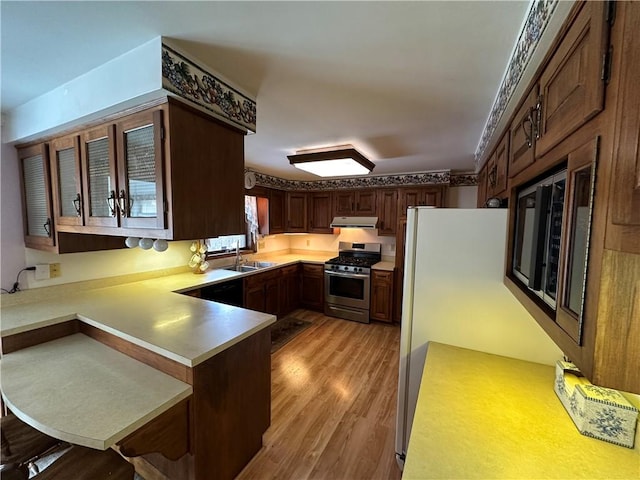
[236,310,403,480]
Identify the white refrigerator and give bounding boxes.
[394,207,563,467]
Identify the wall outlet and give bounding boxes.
[35,264,50,280]
[49,263,61,278]
[34,263,61,280]
[258,240,266,250]
[306,239,310,246]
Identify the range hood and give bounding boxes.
[330,216,378,229]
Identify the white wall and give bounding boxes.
[4,37,163,143]
[447,185,478,208]
[1,142,27,289]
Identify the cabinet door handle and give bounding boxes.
[488,166,497,188]
[72,193,82,217]
[43,218,52,237]
[117,190,128,217]
[107,190,117,217]
[522,110,534,148]
[534,95,543,140]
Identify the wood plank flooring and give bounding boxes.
[236,310,402,480]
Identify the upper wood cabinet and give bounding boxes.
[509,86,539,179]
[20,98,246,248]
[608,1,640,255]
[286,192,307,233]
[398,187,443,218]
[18,143,55,250]
[377,189,397,236]
[269,189,286,234]
[333,189,376,216]
[476,164,488,207]
[81,124,119,229]
[115,109,166,231]
[307,192,333,233]
[50,135,83,228]
[535,1,609,157]
[487,133,509,198]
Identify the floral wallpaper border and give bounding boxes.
[247,169,477,191]
[474,0,558,169]
[161,43,257,133]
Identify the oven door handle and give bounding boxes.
[324,270,371,279]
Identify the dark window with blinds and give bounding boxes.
[87,137,112,218]
[56,148,78,217]
[124,124,156,218]
[23,154,49,237]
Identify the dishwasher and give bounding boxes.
[199,279,244,307]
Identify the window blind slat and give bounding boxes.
[23,154,49,236]
[57,148,78,217]
[125,125,156,218]
[87,137,111,218]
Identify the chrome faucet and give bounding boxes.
[234,241,243,267]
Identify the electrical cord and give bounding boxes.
[1,266,36,294]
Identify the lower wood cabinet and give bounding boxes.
[300,263,324,311]
[370,270,394,323]
[278,265,301,317]
[244,270,280,315]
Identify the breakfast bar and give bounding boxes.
[0,271,278,480]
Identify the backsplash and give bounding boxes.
[257,230,396,257]
[21,240,194,290]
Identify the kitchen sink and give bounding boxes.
[244,261,278,268]
[222,261,278,273]
[223,265,259,273]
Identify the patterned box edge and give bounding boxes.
[554,361,638,449]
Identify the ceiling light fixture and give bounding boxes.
[287,144,375,177]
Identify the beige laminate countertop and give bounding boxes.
[1,334,192,450]
[0,253,335,367]
[403,342,639,480]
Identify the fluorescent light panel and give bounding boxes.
[288,145,375,178]
[293,158,371,177]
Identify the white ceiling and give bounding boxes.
[1,1,530,180]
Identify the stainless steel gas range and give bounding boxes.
[324,242,381,323]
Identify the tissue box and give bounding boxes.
[554,360,638,448]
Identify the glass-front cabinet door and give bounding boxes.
[116,109,166,230]
[81,125,119,228]
[18,143,55,248]
[50,135,83,227]
[556,138,599,344]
